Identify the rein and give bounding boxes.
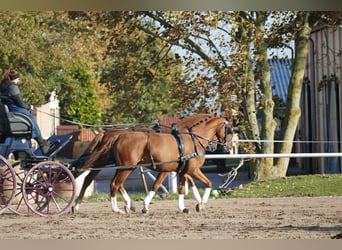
[187,120,231,149]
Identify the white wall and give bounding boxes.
[35,91,60,139]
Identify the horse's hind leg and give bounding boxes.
[110,169,134,214]
[72,169,101,213]
[177,173,191,213]
[142,172,169,213]
[119,184,136,213]
[184,174,202,204]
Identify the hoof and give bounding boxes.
[182,208,190,214]
[112,208,126,214]
[142,208,148,214]
[130,201,136,212]
[71,204,79,214]
[124,206,131,214]
[196,203,205,212]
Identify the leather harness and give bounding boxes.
[147,121,228,174]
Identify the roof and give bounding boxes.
[160,116,180,127]
[268,58,293,103]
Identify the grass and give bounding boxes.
[220,174,342,198]
[83,173,342,202]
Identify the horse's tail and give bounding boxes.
[79,129,106,157]
[81,135,119,171]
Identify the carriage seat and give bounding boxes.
[0,102,33,137]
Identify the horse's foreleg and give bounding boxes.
[72,169,100,213]
[142,172,169,213]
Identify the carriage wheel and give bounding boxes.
[22,161,76,217]
[0,155,16,215]
[7,168,34,216]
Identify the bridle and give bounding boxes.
[215,119,232,152]
[188,118,231,152]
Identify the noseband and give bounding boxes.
[216,120,231,152]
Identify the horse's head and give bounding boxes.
[213,117,233,153]
[189,115,233,153]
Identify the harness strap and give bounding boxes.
[147,131,157,169]
[180,151,205,161]
[189,127,207,154]
[171,123,187,174]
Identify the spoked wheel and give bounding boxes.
[7,166,33,216]
[22,161,76,217]
[0,155,16,214]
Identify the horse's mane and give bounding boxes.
[177,113,216,129]
[187,113,225,130]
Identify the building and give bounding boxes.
[35,91,60,139]
[299,25,342,174]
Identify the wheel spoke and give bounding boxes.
[0,156,16,214]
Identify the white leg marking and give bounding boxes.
[178,194,185,211]
[74,203,79,212]
[191,186,201,203]
[143,191,155,211]
[202,187,212,203]
[122,190,131,210]
[111,196,124,214]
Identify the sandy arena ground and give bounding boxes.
[0,196,341,239]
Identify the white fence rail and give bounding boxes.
[205,152,342,159]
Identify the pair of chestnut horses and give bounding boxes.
[71,113,232,214]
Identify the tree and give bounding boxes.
[0,11,110,126]
[138,11,342,180]
[98,12,186,124]
[0,11,187,126]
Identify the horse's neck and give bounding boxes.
[192,117,224,139]
[177,114,214,129]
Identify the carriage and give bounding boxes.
[0,101,77,217]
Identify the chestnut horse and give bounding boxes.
[71,114,226,213]
[110,115,230,214]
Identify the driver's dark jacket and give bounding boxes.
[0,80,30,110]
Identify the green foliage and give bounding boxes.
[0,11,108,124]
[59,58,103,126]
[100,19,185,124]
[0,11,186,126]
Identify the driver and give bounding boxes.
[0,69,53,155]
